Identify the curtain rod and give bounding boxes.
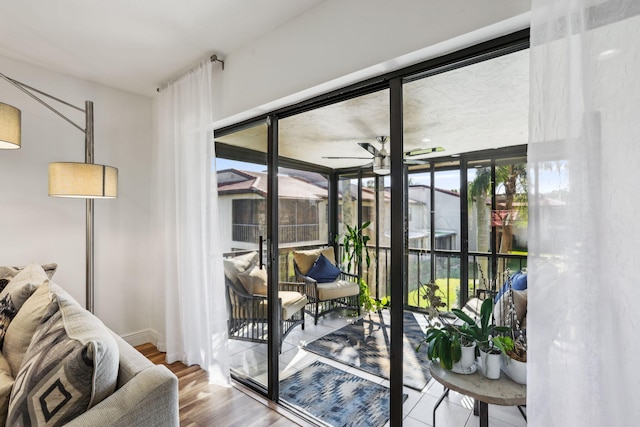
[157,53,224,93]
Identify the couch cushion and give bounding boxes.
[0,352,14,426]
[3,280,54,376]
[0,263,57,291]
[7,292,119,426]
[293,247,336,275]
[223,251,259,286]
[493,289,527,327]
[316,280,359,301]
[306,254,341,283]
[0,264,49,352]
[237,265,268,296]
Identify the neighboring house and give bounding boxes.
[217,169,329,252]
[218,169,464,253]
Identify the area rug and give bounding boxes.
[303,310,431,390]
[280,360,405,427]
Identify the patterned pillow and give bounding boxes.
[6,293,119,426]
[0,263,58,283]
[0,264,49,351]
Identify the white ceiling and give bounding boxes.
[216,48,530,169]
[0,0,324,96]
[0,1,530,170]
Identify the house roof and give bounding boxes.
[217,169,326,200]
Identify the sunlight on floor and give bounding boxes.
[228,310,527,427]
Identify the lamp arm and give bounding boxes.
[0,72,85,133]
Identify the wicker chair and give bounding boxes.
[224,252,307,352]
[292,247,360,325]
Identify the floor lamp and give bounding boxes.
[0,72,118,313]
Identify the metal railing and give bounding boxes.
[232,223,319,244]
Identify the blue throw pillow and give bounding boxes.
[306,254,341,283]
[494,272,527,302]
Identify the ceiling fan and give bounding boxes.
[323,136,444,175]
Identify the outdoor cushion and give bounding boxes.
[316,280,359,301]
[306,254,341,283]
[293,247,337,275]
[493,289,527,327]
[223,251,259,286]
[494,272,527,302]
[238,265,268,296]
[238,291,307,320]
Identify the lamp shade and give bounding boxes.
[48,162,118,198]
[0,102,21,149]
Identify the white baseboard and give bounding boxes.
[120,329,158,347]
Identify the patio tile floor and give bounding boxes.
[228,310,527,427]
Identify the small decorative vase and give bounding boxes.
[502,355,527,384]
[453,342,477,373]
[479,348,501,379]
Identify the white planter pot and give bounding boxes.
[479,348,502,379]
[453,342,477,372]
[502,355,527,384]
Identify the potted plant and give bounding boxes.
[417,281,476,373]
[339,221,382,311]
[499,275,527,384]
[452,298,513,379]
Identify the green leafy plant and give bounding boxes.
[452,298,512,354]
[340,221,371,273]
[340,222,380,310]
[416,280,473,369]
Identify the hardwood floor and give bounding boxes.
[135,343,300,427]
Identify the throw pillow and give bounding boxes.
[0,263,58,283]
[3,281,53,377]
[494,271,527,302]
[293,247,336,275]
[6,292,119,426]
[0,265,49,352]
[0,352,14,426]
[238,266,268,296]
[223,251,259,286]
[306,254,341,283]
[493,289,527,327]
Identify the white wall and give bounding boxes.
[212,0,530,125]
[0,55,154,340]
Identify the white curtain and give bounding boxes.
[529,1,640,425]
[152,60,229,384]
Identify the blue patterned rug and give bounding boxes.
[303,310,431,390]
[280,361,405,427]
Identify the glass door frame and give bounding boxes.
[214,28,531,425]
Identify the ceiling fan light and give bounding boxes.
[373,155,390,175]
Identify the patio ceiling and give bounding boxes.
[215,48,529,171]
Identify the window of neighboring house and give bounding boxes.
[232,199,265,242]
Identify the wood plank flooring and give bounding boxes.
[135,343,300,427]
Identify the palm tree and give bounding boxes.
[468,167,492,285]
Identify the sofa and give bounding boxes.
[0,264,179,426]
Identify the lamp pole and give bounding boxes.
[85,101,94,313]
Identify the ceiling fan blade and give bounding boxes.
[405,146,445,157]
[358,142,379,156]
[404,159,429,165]
[322,156,373,159]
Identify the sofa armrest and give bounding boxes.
[65,365,179,427]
